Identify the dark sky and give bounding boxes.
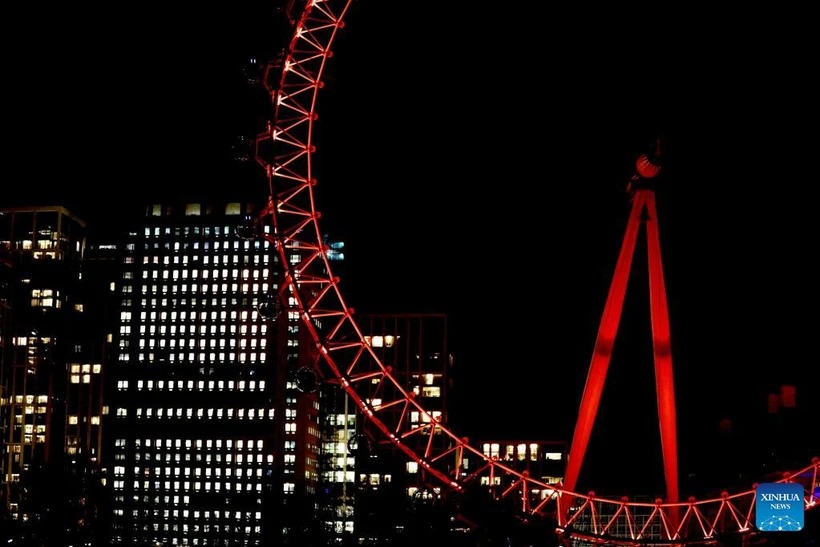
[5,2,818,490]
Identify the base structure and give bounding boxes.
[563,156,679,507]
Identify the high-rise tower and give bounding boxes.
[105,201,321,546]
[0,206,106,542]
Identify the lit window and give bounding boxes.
[483,443,500,459]
[30,288,61,308]
[421,386,440,398]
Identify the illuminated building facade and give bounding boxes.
[358,313,451,461]
[475,439,567,499]
[0,206,105,536]
[0,240,11,515]
[348,313,453,543]
[105,202,321,546]
[445,439,568,542]
[318,385,358,541]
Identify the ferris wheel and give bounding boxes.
[243,2,819,545]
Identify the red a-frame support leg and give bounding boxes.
[562,184,679,506]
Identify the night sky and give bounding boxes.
[5,3,818,493]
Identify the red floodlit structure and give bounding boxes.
[248,2,819,545]
[563,138,679,510]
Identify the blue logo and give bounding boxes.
[755,482,804,532]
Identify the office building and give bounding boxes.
[317,386,358,541]
[105,202,322,546]
[344,313,453,543]
[0,206,106,543]
[475,439,567,504]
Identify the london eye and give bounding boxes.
[243,2,819,545]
